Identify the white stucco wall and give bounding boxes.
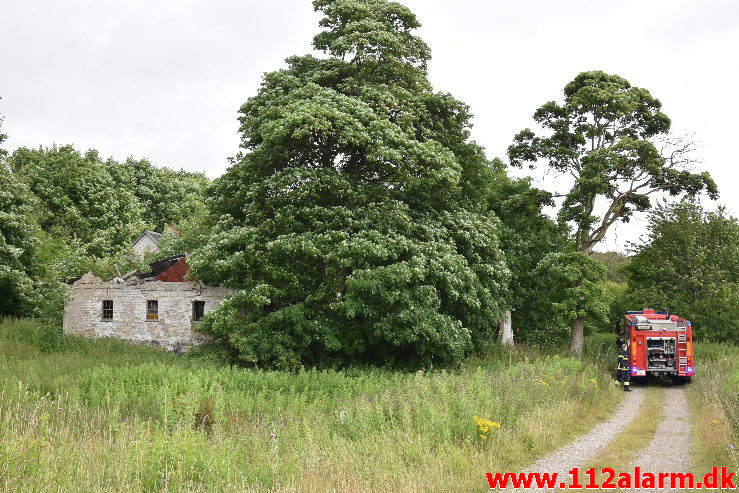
[132,234,160,260]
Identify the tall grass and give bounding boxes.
[0,318,621,492]
[689,343,739,481]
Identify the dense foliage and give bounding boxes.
[192,0,510,369]
[6,145,208,280]
[589,251,631,333]
[508,70,718,353]
[533,252,608,347]
[625,200,738,342]
[0,109,39,316]
[9,145,145,258]
[0,167,40,317]
[112,157,209,233]
[484,165,570,345]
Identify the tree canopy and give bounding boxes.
[625,199,738,342]
[191,0,510,369]
[508,70,718,353]
[508,70,718,255]
[533,251,608,347]
[111,158,209,233]
[9,145,145,258]
[6,145,209,280]
[0,110,40,316]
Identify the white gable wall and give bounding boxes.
[132,234,160,260]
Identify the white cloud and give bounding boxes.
[1,0,735,252]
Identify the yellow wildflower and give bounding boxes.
[473,416,501,441]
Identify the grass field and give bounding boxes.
[2,319,736,492]
[0,318,626,492]
[688,343,739,485]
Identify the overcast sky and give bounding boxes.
[1,0,737,251]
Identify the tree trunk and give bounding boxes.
[499,310,514,346]
[570,316,584,355]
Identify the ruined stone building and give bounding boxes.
[63,248,234,352]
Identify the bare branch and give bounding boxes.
[657,133,701,169]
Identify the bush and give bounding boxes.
[185,341,238,366]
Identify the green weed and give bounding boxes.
[0,318,625,492]
[688,345,739,483]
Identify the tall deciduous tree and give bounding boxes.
[0,109,40,316]
[625,200,738,343]
[485,162,569,345]
[8,145,146,258]
[508,71,718,354]
[192,0,509,369]
[534,251,608,349]
[110,158,209,232]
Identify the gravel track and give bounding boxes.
[627,387,692,492]
[504,387,647,490]
[500,386,694,492]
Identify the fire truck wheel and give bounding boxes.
[671,376,692,385]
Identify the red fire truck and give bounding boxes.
[618,309,694,383]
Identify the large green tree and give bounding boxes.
[485,162,569,345]
[8,145,146,258]
[0,109,40,316]
[533,251,608,345]
[508,71,718,353]
[625,200,738,343]
[110,158,209,233]
[192,0,509,369]
[7,145,210,281]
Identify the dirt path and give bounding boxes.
[627,387,692,492]
[505,387,647,490]
[503,386,693,491]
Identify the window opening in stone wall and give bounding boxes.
[147,300,159,320]
[193,301,205,321]
[102,300,113,320]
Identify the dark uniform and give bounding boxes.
[617,347,631,391]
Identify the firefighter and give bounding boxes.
[617,343,631,391]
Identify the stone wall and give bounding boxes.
[63,273,234,352]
